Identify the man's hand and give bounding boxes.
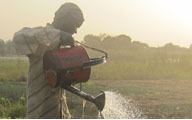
[60,31,75,47]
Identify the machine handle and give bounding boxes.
[82,56,107,68]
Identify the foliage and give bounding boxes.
[0,58,28,81]
[0,82,26,118]
[0,39,5,56]
[0,82,26,101]
[0,40,17,56]
[1,34,192,81]
[0,96,26,119]
[1,34,192,118]
[83,34,192,80]
[1,80,192,118]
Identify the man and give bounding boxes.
[13,3,84,118]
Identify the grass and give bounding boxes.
[1,79,192,118]
[0,82,26,102]
[91,79,192,118]
[90,60,192,80]
[1,57,192,118]
[1,57,192,82]
[0,94,26,119]
[0,57,28,81]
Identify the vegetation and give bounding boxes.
[0,57,28,81]
[0,82,26,118]
[91,79,192,119]
[0,39,17,56]
[84,34,192,80]
[1,80,192,118]
[1,34,192,118]
[1,34,192,81]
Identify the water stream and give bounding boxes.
[98,91,143,119]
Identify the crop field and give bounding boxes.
[1,79,192,118]
[0,57,28,81]
[91,79,192,118]
[1,57,192,118]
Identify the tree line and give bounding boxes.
[0,39,17,56]
[0,34,192,62]
[82,34,192,80]
[1,34,192,60]
[1,34,192,80]
[83,34,192,63]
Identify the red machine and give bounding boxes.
[43,42,107,111]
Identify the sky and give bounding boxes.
[0,0,192,47]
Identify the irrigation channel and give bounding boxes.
[98,91,144,119]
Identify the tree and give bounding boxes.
[131,41,149,49]
[102,34,132,50]
[5,40,17,56]
[115,34,132,43]
[0,39,5,56]
[83,34,102,48]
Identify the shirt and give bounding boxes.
[13,24,71,119]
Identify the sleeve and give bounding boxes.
[13,26,61,56]
[13,27,39,55]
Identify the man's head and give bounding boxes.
[52,2,84,34]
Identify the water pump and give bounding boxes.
[43,42,107,111]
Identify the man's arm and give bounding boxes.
[60,31,75,47]
[13,26,74,56]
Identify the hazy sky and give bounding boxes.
[0,0,192,47]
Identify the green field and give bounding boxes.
[0,57,28,81]
[92,79,192,119]
[1,79,192,118]
[1,57,192,118]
